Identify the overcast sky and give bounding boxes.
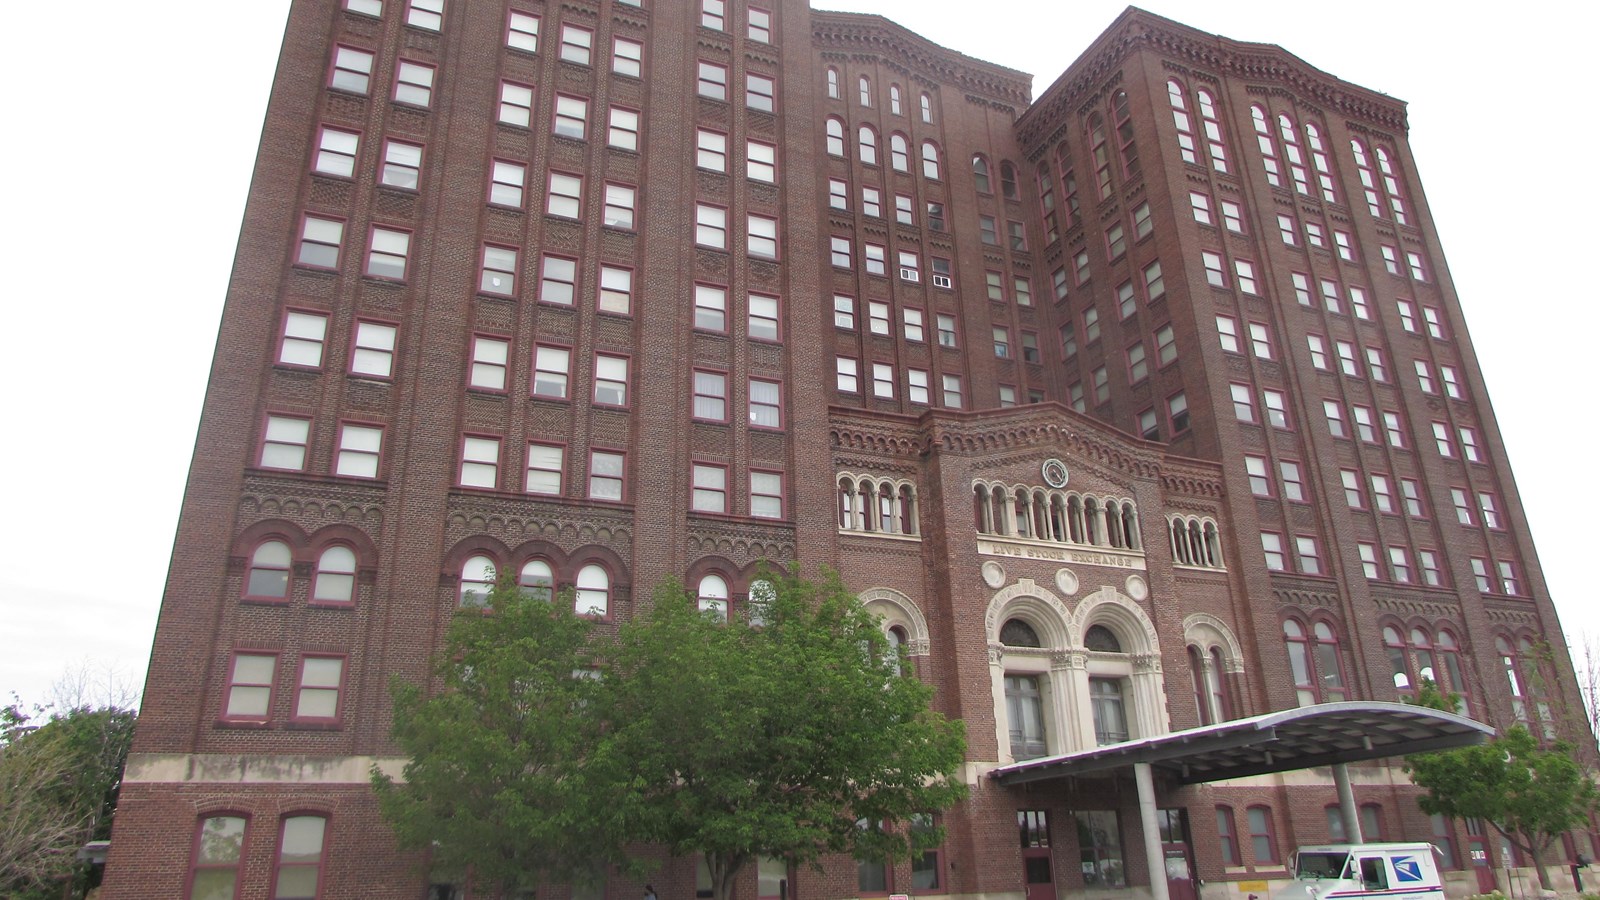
[1,1,1593,710]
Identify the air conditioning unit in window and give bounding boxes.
[899,267,920,283]
[932,274,952,289]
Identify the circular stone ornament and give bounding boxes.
[1125,574,1149,601]
[981,561,1006,589]
[1041,458,1070,488]
[1055,568,1079,596]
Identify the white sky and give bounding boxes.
[1,1,1593,710]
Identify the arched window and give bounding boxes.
[1088,113,1111,200]
[826,67,839,100]
[1247,806,1279,864]
[274,814,328,898]
[919,92,932,123]
[972,155,992,193]
[1209,646,1232,720]
[518,559,553,601]
[190,815,249,900]
[459,555,496,606]
[840,477,859,530]
[825,117,845,157]
[1251,106,1281,187]
[1037,162,1058,243]
[575,564,609,616]
[1090,677,1127,745]
[888,84,902,115]
[887,625,907,675]
[858,74,871,107]
[1303,122,1336,202]
[1168,79,1198,165]
[920,141,940,180]
[858,125,877,166]
[1286,619,1346,705]
[1085,625,1122,653]
[1410,627,1437,687]
[1375,146,1409,224]
[1000,161,1019,199]
[1277,113,1310,195]
[246,540,292,599]
[1195,89,1228,173]
[1000,618,1041,647]
[697,573,729,621]
[311,546,356,604]
[1056,143,1081,224]
[898,484,916,535]
[1437,630,1469,712]
[1383,625,1411,692]
[1188,645,1211,725]
[1111,90,1139,178]
[890,133,909,172]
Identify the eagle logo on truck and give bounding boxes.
[1392,857,1423,883]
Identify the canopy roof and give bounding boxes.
[992,701,1493,787]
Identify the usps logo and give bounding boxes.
[1393,856,1424,884]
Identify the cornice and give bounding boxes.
[811,11,1032,108]
[1016,8,1408,150]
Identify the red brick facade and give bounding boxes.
[104,3,1584,899]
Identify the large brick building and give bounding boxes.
[106,2,1585,899]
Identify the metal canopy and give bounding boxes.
[991,701,1494,787]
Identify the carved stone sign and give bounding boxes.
[976,537,1146,571]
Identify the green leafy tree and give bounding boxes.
[371,577,617,896]
[1406,681,1598,891]
[597,569,968,900]
[0,699,136,899]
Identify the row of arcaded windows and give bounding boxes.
[825,67,934,123]
[838,474,919,536]
[974,484,1140,550]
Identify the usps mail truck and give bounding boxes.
[1274,843,1445,900]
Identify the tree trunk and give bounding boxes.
[1525,833,1552,892]
[710,854,744,900]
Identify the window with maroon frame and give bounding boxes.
[1216,806,1239,866]
[311,546,356,604]
[1247,805,1278,864]
[272,814,328,900]
[245,540,292,600]
[188,815,248,900]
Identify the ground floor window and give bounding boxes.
[1075,810,1125,887]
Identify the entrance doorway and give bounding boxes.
[1019,810,1055,900]
[1158,809,1197,900]
[1465,819,1498,894]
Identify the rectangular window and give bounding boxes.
[589,450,624,501]
[748,214,778,258]
[498,81,534,127]
[1106,224,1126,260]
[1478,492,1500,529]
[864,243,886,276]
[1350,286,1371,320]
[1221,200,1243,233]
[903,307,926,342]
[697,128,727,171]
[558,24,593,64]
[525,443,563,495]
[314,126,359,177]
[330,46,374,94]
[1358,543,1380,579]
[908,369,930,405]
[1263,390,1288,428]
[480,244,517,296]
[532,344,570,398]
[1324,400,1347,438]
[1248,322,1272,359]
[1127,342,1148,383]
[1398,299,1418,332]
[1143,260,1165,302]
[748,7,771,42]
[1154,324,1176,365]
[1441,366,1462,399]
[1499,561,1520,595]
[1216,315,1239,353]
[747,140,778,183]
[1370,474,1395,513]
[540,255,577,305]
[1333,229,1354,261]
[1382,244,1400,275]
[828,178,848,210]
[553,94,587,139]
[1202,251,1225,287]
[1347,405,1375,443]
[942,374,964,408]
[297,215,343,269]
[1168,392,1190,433]
[1296,537,1322,575]
[1419,550,1443,587]
[459,435,500,488]
[365,226,410,279]
[469,336,509,391]
[701,0,725,28]
[1277,214,1296,244]
[598,266,632,315]
[1451,488,1474,525]
[1366,347,1387,382]
[394,60,435,107]
[1305,221,1325,246]
[612,36,642,77]
[1307,334,1328,370]
[928,201,947,232]
[1460,427,1481,462]
[937,315,957,348]
[1471,558,1492,591]
[1218,809,1240,866]
[1383,411,1406,447]
[224,653,276,719]
[406,0,442,29]
[691,369,729,423]
[993,326,1011,359]
[869,302,891,336]
[594,355,629,406]
[1015,276,1033,306]
[692,463,728,514]
[1009,220,1027,251]
[261,415,311,470]
[279,311,328,368]
[1341,469,1363,508]
[489,159,525,207]
[1074,250,1091,285]
[1425,307,1446,340]
[861,186,882,218]
[1279,461,1305,502]
[1235,259,1257,294]
[1321,278,1342,314]
[1407,251,1428,281]
[1261,533,1285,571]
[1245,455,1271,496]
[833,295,855,330]
[1092,366,1109,404]
[696,204,727,249]
[872,363,894,399]
[1402,478,1424,516]
[1117,281,1136,319]
[749,378,782,428]
[1292,272,1312,306]
[1189,191,1213,225]
[694,284,728,332]
[546,170,582,217]
[836,357,859,393]
[507,11,539,52]
[608,107,640,150]
[603,183,636,229]
[376,138,418,186]
[749,293,779,342]
[1132,201,1153,239]
[1022,332,1040,364]
[1388,547,1412,583]
[1433,422,1454,457]
[1230,384,1255,423]
[1415,360,1436,393]
[294,656,345,721]
[747,73,776,112]
[1336,341,1358,376]
[751,470,783,519]
[335,423,382,478]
